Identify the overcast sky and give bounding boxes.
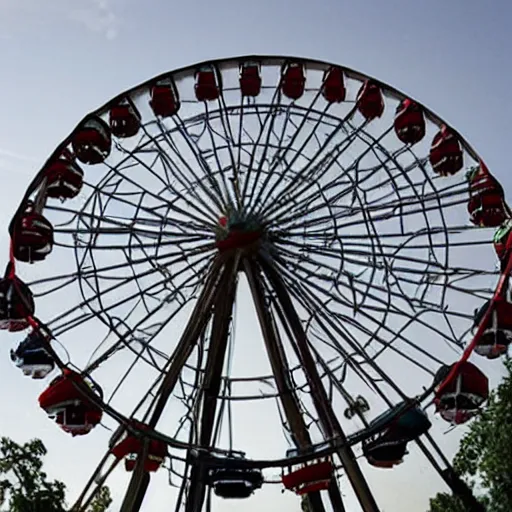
[0,1,510,511]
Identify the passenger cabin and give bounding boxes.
[322,67,346,103]
[394,99,426,145]
[149,79,180,117]
[195,65,221,102]
[10,204,53,263]
[11,329,54,379]
[281,62,306,100]
[44,148,84,200]
[282,447,333,495]
[362,403,431,469]
[467,162,507,227]
[473,297,512,358]
[109,100,141,138]
[38,369,103,436]
[433,361,489,424]
[0,275,34,332]
[239,62,262,97]
[72,116,112,165]
[210,468,264,499]
[356,80,384,120]
[110,422,167,472]
[429,125,463,176]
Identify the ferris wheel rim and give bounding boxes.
[5,54,502,512]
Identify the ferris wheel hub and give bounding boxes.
[215,211,264,253]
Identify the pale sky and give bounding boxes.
[0,1,510,511]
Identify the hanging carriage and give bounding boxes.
[282,447,333,495]
[109,100,141,138]
[467,162,507,227]
[71,116,112,165]
[195,65,221,102]
[473,297,512,358]
[44,148,84,200]
[149,79,180,117]
[0,274,34,332]
[11,329,54,379]
[10,203,53,263]
[433,361,489,424]
[110,422,167,472]
[281,62,306,100]
[239,61,262,97]
[322,66,346,103]
[356,80,384,120]
[429,125,463,176]
[362,403,431,469]
[209,467,264,499]
[38,369,103,436]
[394,99,426,145]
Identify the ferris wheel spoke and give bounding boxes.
[282,266,442,380]
[244,92,329,213]
[258,120,377,221]
[116,122,222,222]
[271,254,462,375]
[170,114,233,209]
[238,86,283,204]
[47,248,213,337]
[81,256,215,372]
[154,116,232,213]
[111,148,217,225]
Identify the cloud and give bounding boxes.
[67,0,121,40]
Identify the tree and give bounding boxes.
[429,358,512,512]
[0,437,111,512]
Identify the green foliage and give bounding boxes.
[428,492,467,512]
[0,437,111,512]
[429,358,512,512]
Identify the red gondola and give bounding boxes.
[429,125,463,176]
[281,62,306,100]
[38,369,103,436]
[394,99,426,145]
[0,276,34,332]
[433,361,489,424]
[149,79,180,117]
[282,459,333,495]
[10,204,53,263]
[322,67,346,103]
[239,61,261,97]
[111,422,167,472]
[72,116,112,165]
[195,66,221,102]
[109,100,141,138]
[44,148,84,200]
[356,80,384,120]
[473,297,512,359]
[467,162,507,227]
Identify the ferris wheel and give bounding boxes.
[2,55,511,512]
